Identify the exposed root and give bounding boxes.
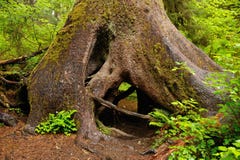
[109,127,136,139]
[92,95,151,120]
[0,76,22,85]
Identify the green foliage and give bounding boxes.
[163,0,194,29]
[165,0,240,71]
[0,0,74,59]
[118,82,137,100]
[149,99,221,159]
[205,72,240,156]
[9,107,24,116]
[118,82,131,92]
[193,0,240,71]
[171,62,195,75]
[164,1,240,158]
[0,122,4,127]
[150,89,240,159]
[96,119,111,135]
[216,140,240,160]
[171,98,199,114]
[35,110,77,136]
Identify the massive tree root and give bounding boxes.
[26,0,222,141]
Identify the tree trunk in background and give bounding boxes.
[26,0,222,141]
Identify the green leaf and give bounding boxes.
[218,146,228,152]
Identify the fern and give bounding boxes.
[35,110,77,136]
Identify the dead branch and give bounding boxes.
[0,76,22,85]
[91,95,151,120]
[0,47,48,65]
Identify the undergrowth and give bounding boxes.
[35,110,77,136]
[150,75,240,160]
[150,100,221,159]
[150,1,240,158]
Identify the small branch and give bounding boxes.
[0,47,48,65]
[0,76,22,85]
[91,95,151,120]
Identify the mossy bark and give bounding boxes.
[27,0,222,141]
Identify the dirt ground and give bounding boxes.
[0,102,159,160]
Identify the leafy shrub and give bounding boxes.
[162,1,240,158]
[216,140,240,160]
[35,110,77,136]
[206,71,240,144]
[149,99,221,159]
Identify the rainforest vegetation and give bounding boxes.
[0,0,239,159]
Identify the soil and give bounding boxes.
[0,100,159,160]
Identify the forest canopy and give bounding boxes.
[1,0,239,71]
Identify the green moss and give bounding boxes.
[96,119,111,135]
[134,36,198,110]
[32,0,139,74]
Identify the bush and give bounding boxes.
[35,110,77,136]
[149,99,221,159]
[216,140,240,160]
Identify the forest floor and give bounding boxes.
[0,100,159,160]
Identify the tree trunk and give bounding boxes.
[26,0,222,141]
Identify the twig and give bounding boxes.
[0,47,48,65]
[0,76,22,85]
[0,112,18,126]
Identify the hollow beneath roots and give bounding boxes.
[96,82,158,138]
[98,102,156,138]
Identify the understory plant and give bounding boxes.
[207,71,240,159]
[149,99,222,159]
[150,73,240,160]
[216,139,240,160]
[35,109,77,136]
